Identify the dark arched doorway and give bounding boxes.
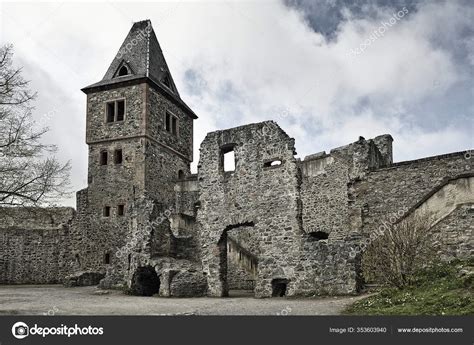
[130,266,160,296]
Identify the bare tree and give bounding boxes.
[362,213,437,289]
[0,44,70,206]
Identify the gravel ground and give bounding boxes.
[0,285,367,315]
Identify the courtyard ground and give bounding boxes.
[0,285,366,315]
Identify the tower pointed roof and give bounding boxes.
[82,20,197,119]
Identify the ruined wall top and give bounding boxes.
[0,207,75,230]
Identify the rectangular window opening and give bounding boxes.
[223,150,235,172]
[103,206,111,217]
[100,151,108,165]
[114,149,123,164]
[116,100,125,121]
[117,204,125,216]
[171,116,177,135]
[165,111,178,136]
[165,112,171,132]
[106,102,115,123]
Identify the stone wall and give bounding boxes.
[197,121,302,297]
[144,140,189,208]
[147,85,193,162]
[293,237,362,296]
[300,155,350,239]
[86,84,146,144]
[353,152,471,237]
[430,204,473,261]
[174,176,199,217]
[0,207,75,284]
[299,135,392,240]
[196,121,365,297]
[352,152,472,279]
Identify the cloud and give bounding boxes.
[1,0,472,206]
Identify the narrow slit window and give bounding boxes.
[116,100,125,121]
[103,206,111,217]
[114,149,123,164]
[100,151,108,165]
[106,102,115,123]
[104,253,111,264]
[171,116,177,135]
[117,204,125,216]
[165,112,171,132]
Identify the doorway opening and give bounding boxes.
[217,222,257,297]
[130,266,160,296]
[271,278,289,297]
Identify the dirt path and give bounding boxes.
[0,285,367,315]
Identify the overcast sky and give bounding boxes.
[1,0,473,207]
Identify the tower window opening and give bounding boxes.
[171,116,177,135]
[106,99,126,123]
[178,169,184,180]
[106,102,115,123]
[165,112,170,132]
[165,111,178,136]
[100,151,108,165]
[118,65,128,76]
[103,206,111,217]
[116,100,125,121]
[114,149,123,164]
[104,253,111,264]
[117,204,125,216]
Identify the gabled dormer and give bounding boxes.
[161,70,177,94]
[113,61,134,78]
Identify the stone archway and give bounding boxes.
[215,222,256,297]
[130,266,160,296]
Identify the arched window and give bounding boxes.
[118,65,128,76]
[178,169,184,180]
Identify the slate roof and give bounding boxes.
[82,20,197,119]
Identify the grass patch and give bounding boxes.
[345,259,474,315]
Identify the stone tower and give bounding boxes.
[75,20,197,274]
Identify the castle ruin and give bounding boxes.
[0,20,472,298]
